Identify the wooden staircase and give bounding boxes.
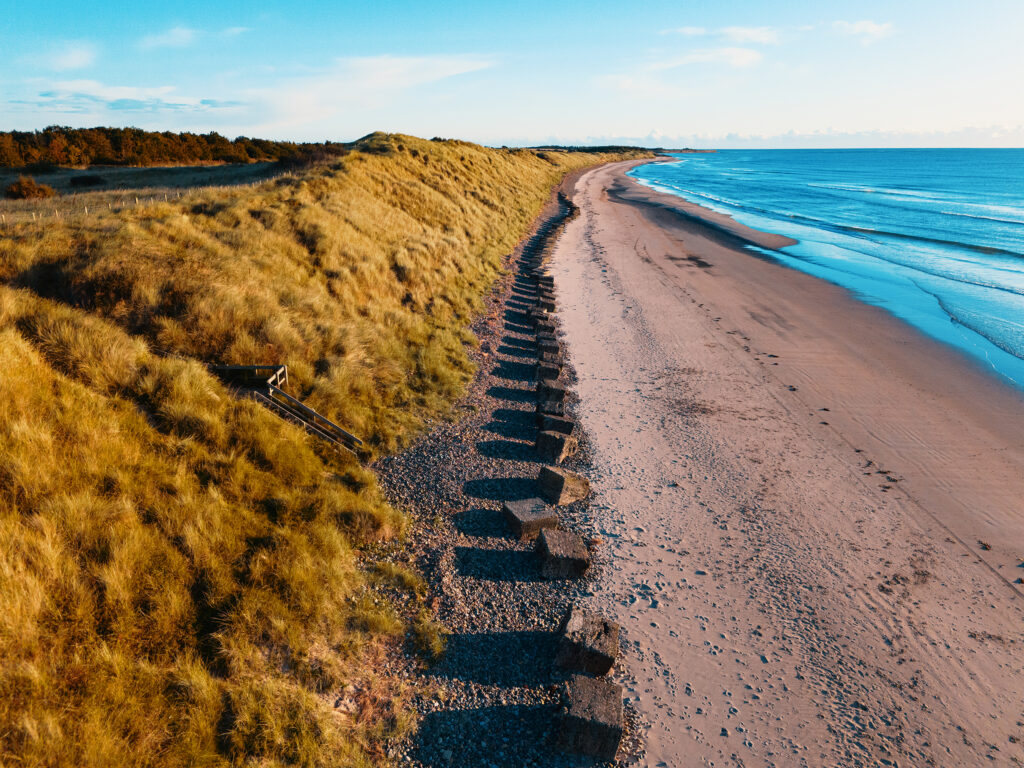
[210,365,362,454]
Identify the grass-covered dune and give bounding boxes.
[0,133,646,766]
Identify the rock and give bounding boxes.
[538,351,562,367]
[537,380,567,402]
[555,604,620,675]
[540,415,575,435]
[539,339,562,358]
[536,465,590,505]
[536,528,590,579]
[537,363,561,381]
[536,429,577,463]
[536,400,565,422]
[501,497,558,541]
[554,675,623,761]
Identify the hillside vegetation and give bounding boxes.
[0,125,344,168]
[0,132,646,766]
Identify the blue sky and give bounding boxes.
[2,0,1023,147]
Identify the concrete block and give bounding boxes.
[537,380,567,402]
[536,528,590,579]
[539,339,561,358]
[538,351,561,367]
[555,675,623,760]
[538,298,556,312]
[537,399,566,419]
[537,363,561,381]
[540,415,575,435]
[536,465,590,506]
[536,429,577,463]
[501,498,558,541]
[555,605,620,675]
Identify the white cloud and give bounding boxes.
[21,79,241,115]
[48,79,177,101]
[139,26,199,50]
[48,42,97,71]
[834,20,893,44]
[659,26,707,36]
[649,47,763,70]
[720,26,780,45]
[223,26,252,37]
[245,54,494,133]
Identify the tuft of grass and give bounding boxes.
[0,133,649,766]
[411,608,449,662]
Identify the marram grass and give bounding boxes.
[0,133,647,766]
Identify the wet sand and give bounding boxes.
[552,160,1024,766]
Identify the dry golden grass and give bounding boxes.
[0,133,647,766]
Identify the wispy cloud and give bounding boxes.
[223,26,252,37]
[139,26,199,50]
[834,20,893,44]
[659,25,780,44]
[659,26,707,36]
[246,54,494,132]
[21,79,240,114]
[720,26,780,45]
[48,42,97,71]
[649,47,763,70]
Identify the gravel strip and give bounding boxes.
[375,178,645,767]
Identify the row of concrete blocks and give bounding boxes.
[512,262,626,760]
[528,267,579,467]
[502,484,626,761]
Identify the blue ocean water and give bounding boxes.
[629,149,1024,390]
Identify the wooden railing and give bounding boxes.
[209,364,361,454]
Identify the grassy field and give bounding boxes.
[0,132,646,766]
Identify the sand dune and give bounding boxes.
[553,160,1024,766]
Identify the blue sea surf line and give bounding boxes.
[629,149,1024,390]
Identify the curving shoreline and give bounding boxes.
[552,159,1024,766]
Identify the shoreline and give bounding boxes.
[552,159,1024,765]
[620,158,1024,397]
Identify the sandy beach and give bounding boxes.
[552,160,1024,766]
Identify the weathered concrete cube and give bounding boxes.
[537,380,567,402]
[538,351,562,368]
[555,675,623,761]
[555,605,620,675]
[538,298,556,312]
[540,415,575,435]
[502,498,558,541]
[539,340,562,358]
[536,465,590,506]
[535,405,564,428]
[536,528,590,579]
[536,363,561,382]
[537,399,565,419]
[535,321,558,336]
[536,429,577,464]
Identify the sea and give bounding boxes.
[629,149,1024,390]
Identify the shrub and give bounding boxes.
[69,174,105,188]
[4,175,57,200]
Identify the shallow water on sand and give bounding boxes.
[631,149,1024,389]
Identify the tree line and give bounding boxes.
[0,126,346,168]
